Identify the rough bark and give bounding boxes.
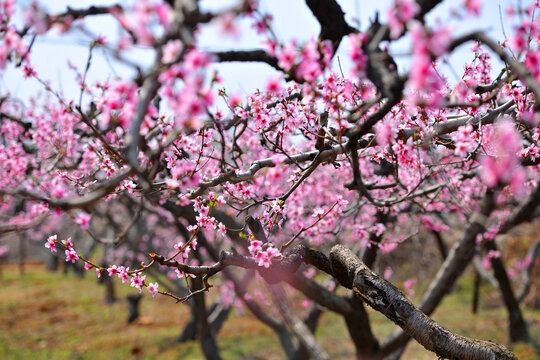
[329,245,517,360]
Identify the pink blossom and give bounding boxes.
[162,39,183,64]
[1,0,15,19]
[65,249,79,263]
[379,242,398,253]
[214,11,240,39]
[248,240,263,256]
[384,267,393,280]
[22,65,36,78]
[463,0,482,16]
[95,35,106,46]
[376,120,397,147]
[107,265,120,277]
[147,282,159,297]
[303,268,316,279]
[480,120,525,192]
[154,2,172,29]
[74,212,91,229]
[403,278,416,298]
[525,50,540,82]
[388,0,420,39]
[514,255,533,271]
[124,180,136,194]
[277,40,297,71]
[482,250,501,269]
[266,77,282,93]
[175,269,195,278]
[130,273,146,292]
[336,196,349,209]
[348,33,367,76]
[312,207,325,217]
[51,185,66,198]
[62,237,74,250]
[118,266,130,283]
[255,246,281,268]
[45,234,57,252]
[252,14,272,34]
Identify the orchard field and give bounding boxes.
[0,261,539,360]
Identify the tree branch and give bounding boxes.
[329,245,517,360]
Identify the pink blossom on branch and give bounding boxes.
[213,11,240,39]
[147,282,159,297]
[45,234,57,252]
[463,0,482,16]
[255,246,281,268]
[480,119,525,193]
[74,212,91,229]
[65,249,78,263]
[387,0,420,39]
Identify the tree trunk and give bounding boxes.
[46,251,59,272]
[270,284,330,360]
[345,294,380,359]
[18,236,25,276]
[192,276,222,360]
[292,304,324,360]
[485,241,529,342]
[176,302,197,342]
[472,269,481,314]
[126,293,142,323]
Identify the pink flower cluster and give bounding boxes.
[406,23,451,110]
[348,33,367,78]
[387,0,419,39]
[451,124,476,157]
[277,38,332,82]
[45,236,78,264]
[480,120,525,193]
[248,239,281,268]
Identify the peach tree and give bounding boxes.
[1,0,540,359]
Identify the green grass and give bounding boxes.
[0,264,539,359]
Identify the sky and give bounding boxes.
[3,0,532,106]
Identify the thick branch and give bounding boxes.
[329,245,517,360]
[304,0,355,51]
[214,50,280,71]
[0,168,132,210]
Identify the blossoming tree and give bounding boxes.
[1,0,539,359]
